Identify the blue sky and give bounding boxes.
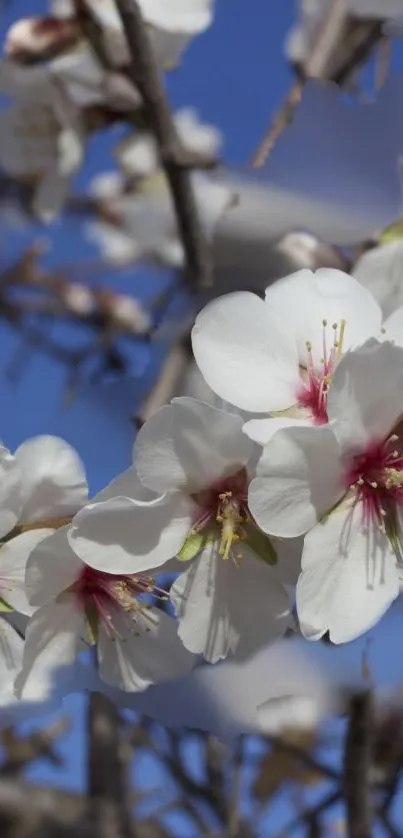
[2,1,403,834]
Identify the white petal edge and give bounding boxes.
[191,291,300,412]
[248,424,344,537]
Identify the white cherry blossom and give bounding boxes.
[286,0,403,67]
[116,108,222,179]
[87,169,232,268]
[67,399,293,663]
[0,435,87,619]
[82,635,356,742]
[249,339,403,643]
[82,0,214,70]
[192,268,382,445]
[0,62,84,221]
[17,522,195,700]
[0,619,26,708]
[353,239,403,318]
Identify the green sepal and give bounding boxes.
[380,219,403,245]
[245,523,277,566]
[178,529,215,562]
[0,595,13,613]
[85,606,99,646]
[384,508,402,557]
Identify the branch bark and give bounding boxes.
[113,0,213,290]
[344,690,374,838]
[251,0,383,168]
[87,692,134,838]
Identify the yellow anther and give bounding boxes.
[337,320,346,361]
[370,481,378,489]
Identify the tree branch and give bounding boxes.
[344,690,374,838]
[113,0,213,290]
[87,692,134,838]
[251,0,383,168]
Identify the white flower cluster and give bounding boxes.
[87,108,231,268]
[0,0,217,225]
[3,267,403,719]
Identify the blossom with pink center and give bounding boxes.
[248,338,403,644]
[16,524,194,700]
[66,398,294,663]
[191,268,383,446]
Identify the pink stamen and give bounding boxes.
[344,435,403,528]
[72,566,165,639]
[297,321,345,424]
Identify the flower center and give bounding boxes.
[346,434,403,531]
[191,469,249,562]
[297,319,346,424]
[72,566,167,642]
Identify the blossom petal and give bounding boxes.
[382,305,403,346]
[270,536,304,587]
[68,492,195,574]
[15,594,83,701]
[191,292,300,412]
[0,446,23,539]
[139,0,213,33]
[15,435,88,522]
[171,543,290,663]
[0,528,55,615]
[296,504,399,644]
[248,425,343,537]
[104,635,352,741]
[244,416,312,446]
[264,268,382,367]
[97,607,195,692]
[26,527,83,607]
[327,339,403,453]
[353,241,403,318]
[92,466,158,504]
[0,617,24,701]
[134,397,256,493]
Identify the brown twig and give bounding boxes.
[344,690,374,838]
[113,0,212,290]
[251,78,305,168]
[252,0,383,168]
[87,692,134,838]
[134,339,190,428]
[0,720,69,776]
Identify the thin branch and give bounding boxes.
[252,0,376,168]
[343,690,374,838]
[266,734,340,783]
[87,692,134,838]
[271,790,341,838]
[251,78,304,170]
[134,340,190,428]
[113,0,212,290]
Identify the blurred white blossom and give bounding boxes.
[116,108,222,179]
[353,239,403,316]
[0,62,84,220]
[286,0,403,66]
[87,168,232,267]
